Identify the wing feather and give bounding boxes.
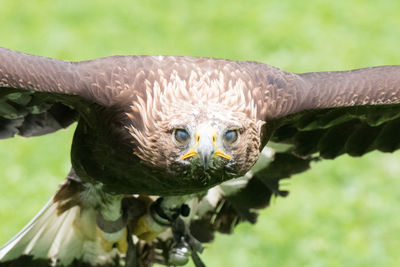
[298,66,400,109]
[0,47,90,138]
[245,65,400,207]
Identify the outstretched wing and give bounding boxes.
[0,47,96,138]
[260,66,400,181]
[273,66,400,153]
[0,48,152,139]
[251,66,400,216]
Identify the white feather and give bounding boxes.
[0,195,118,266]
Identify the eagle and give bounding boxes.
[0,47,399,267]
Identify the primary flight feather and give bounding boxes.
[0,47,399,266]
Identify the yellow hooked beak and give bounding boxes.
[180,127,232,166]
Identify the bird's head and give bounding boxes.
[126,70,264,191]
[169,109,263,179]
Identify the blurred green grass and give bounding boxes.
[0,0,400,266]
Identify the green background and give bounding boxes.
[1,0,400,266]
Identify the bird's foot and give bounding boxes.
[96,196,146,255]
[148,197,206,267]
[95,195,206,266]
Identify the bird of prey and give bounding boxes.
[0,47,399,267]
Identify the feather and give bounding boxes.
[0,194,118,267]
[1,47,400,266]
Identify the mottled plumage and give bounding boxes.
[0,47,400,266]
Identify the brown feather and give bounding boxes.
[2,47,400,267]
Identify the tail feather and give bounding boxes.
[0,195,117,267]
[0,199,57,259]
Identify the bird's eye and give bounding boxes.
[174,129,190,144]
[224,129,238,144]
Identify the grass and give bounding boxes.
[0,0,400,266]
